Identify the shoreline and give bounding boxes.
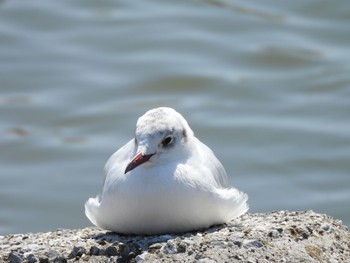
[1,210,349,262]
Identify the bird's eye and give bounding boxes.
[162,136,173,147]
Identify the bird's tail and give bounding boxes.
[216,188,249,220]
[84,196,101,227]
[230,191,249,219]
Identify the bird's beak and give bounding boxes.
[124,152,154,174]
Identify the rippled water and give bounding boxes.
[1,0,349,234]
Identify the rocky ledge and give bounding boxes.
[1,211,349,263]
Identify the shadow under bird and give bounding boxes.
[85,107,248,235]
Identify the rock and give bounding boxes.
[68,242,86,258]
[135,251,150,262]
[176,242,187,253]
[89,245,100,256]
[117,242,129,257]
[8,252,23,263]
[0,211,349,263]
[38,256,49,263]
[52,256,67,263]
[105,245,119,256]
[26,254,38,263]
[243,239,263,248]
[162,240,177,254]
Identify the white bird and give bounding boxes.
[85,107,248,235]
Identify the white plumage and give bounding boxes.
[85,107,248,235]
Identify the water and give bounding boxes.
[1,0,349,235]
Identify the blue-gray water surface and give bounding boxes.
[1,0,349,234]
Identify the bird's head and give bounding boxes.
[124,107,194,174]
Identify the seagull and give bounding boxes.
[85,107,248,235]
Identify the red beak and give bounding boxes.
[124,152,154,174]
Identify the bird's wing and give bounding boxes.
[193,137,228,188]
[103,139,135,184]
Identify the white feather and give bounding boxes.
[85,107,248,235]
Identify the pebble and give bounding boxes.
[321,223,331,232]
[105,245,118,256]
[117,242,129,258]
[243,239,263,249]
[89,245,100,256]
[162,240,177,254]
[68,243,86,258]
[135,251,150,262]
[26,254,38,263]
[53,256,67,263]
[9,252,22,263]
[177,242,187,253]
[198,258,217,263]
[0,211,348,263]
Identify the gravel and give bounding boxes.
[0,211,349,262]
